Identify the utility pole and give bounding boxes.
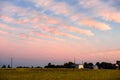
[74,57,76,64]
[82,60,83,64]
[11,57,13,68]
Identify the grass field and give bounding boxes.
[0,68,120,80]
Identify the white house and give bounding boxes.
[75,64,84,69]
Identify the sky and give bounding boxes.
[0,0,120,67]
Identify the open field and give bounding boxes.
[0,68,120,80]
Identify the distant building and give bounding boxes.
[93,65,98,69]
[75,64,84,69]
[116,64,119,67]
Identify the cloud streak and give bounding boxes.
[1,0,113,41]
[0,23,16,30]
[63,26,94,36]
[31,26,82,40]
[0,30,9,35]
[79,0,120,23]
[80,19,111,31]
[27,0,72,15]
[31,31,64,41]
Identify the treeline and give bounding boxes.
[1,61,120,69]
[0,65,42,68]
[44,62,75,68]
[84,62,119,69]
[44,61,120,69]
[0,62,75,68]
[95,62,117,69]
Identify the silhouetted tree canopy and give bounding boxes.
[116,61,120,69]
[63,62,74,68]
[7,65,11,68]
[84,62,93,69]
[44,63,56,68]
[16,66,30,68]
[100,62,116,69]
[2,65,6,68]
[1,60,119,69]
[44,62,74,68]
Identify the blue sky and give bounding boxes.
[0,0,120,67]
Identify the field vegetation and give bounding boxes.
[0,68,120,80]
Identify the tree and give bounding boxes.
[7,65,11,68]
[84,62,88,68]
[63,62,74,68]
[44,62,75,68]
[100,62,116,69]
[31,66,34,68]
[116,61,120,65]
[96,62,101,69]
[88,63,93,69]
[36,66,42,68]
[48,63,52,66]
[116,61,120,69]
[16,66,23,68]
[84,62,93,69]
[44,63,55,68]
[2,65,6,68]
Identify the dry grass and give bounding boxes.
[0,68,120,80]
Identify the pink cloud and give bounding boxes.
[50,2,71,15]
[32,14,94,37]
[38,14,62,25]
[1,16,15,23]
[51,30,81,40]
[99,10,120,23]
[63,26,94,36]
[18,33,46,42]
[0,30,9,35]
[19,33,30,39]
[32,0,53,7]
[1,16,29,24]
[70,14,83,22]
[31,25,82,40]
[80,19,111,31]
[1,0,114,42]
[1,3,95,38]
[0,23,15,30]
[79,0,120,23]
[28,0,71,15]
[31,31,64,41]
[1,2,28,17]
[1,13,89,40]
[79,0,99,8]
[30,15,88,39]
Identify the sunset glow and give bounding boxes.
[0,0,120,67]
